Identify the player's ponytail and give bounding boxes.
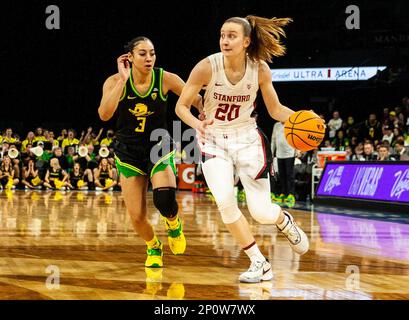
[225,16,292,63]
[246,15,292,62]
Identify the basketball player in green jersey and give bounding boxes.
[98,37,202,268]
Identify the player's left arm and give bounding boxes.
[259,61,294,123]
[163,71,203,113]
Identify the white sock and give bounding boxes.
[243,241,266,262]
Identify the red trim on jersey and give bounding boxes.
[255,128,267,179]
[197,142,216,160]
[201,151,216,159]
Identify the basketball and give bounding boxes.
[284,110,326,151]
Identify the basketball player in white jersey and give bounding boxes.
[176,15,309,283]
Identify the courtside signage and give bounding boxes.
[316,162,409,203]
[271,66,386,81]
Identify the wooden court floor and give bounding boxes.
[0,189,408,300]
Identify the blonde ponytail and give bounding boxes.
[246,15,292,62]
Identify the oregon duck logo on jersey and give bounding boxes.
[151,92,157,101]
[128,103,154,133]
[128,103,154,117]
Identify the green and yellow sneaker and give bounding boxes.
[165,218,186,255]
[145,240,163,268]
[285,194,295,203]
[277,194,286,203]
[271,193,280,202]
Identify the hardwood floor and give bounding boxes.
[0,190,408,300]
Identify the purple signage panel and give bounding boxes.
[316,162,409,203]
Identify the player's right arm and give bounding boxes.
[98,54,130,121]
[175,59,214,138]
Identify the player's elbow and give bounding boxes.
[175,103,187,119]
[98,107,112,121]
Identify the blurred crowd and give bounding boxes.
[0,127,118,191]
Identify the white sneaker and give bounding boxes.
[277,211,309,255]
[239,259,273,283]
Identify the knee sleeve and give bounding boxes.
[248,201,281,224]
[219,203,242,224]
[153,187,178,218]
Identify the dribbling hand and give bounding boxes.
[195,119,214,144]
[117,54,131,81]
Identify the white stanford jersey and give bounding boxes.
[204,52,259,129]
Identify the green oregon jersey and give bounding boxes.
[115,68,168,145]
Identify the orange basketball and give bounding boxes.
[284,110,326,152]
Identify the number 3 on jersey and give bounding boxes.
[135,117,146,132]
[215,103,240,121]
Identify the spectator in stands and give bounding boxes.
[61,129,79,153]
[3,128,18,144]
[394,139,409,160]
[21,143,36,166]
[361,113,382,142]
[50,147,69,171]
[377,145,396,161]
[76,144,98,172]
[397,112,406,129]
[100,129,115,148]
[328,110,343,139]
[67,162,93,190]
[391,127,402,148]
[352,144,365,161]
[363,141,378,160]
[65,146,77,173]
[331,129,349,151]
[382,125,394,145]
[94,158,117,191]
[21,159,43,189]
[0,155,19,190]
[34,127,47,144]
[47,131,59,149]
[43,158,69,190]
[21,131,36,152]
[343,116,359,139]
[57,129,68,146]
[323,139,333,149]
[387,111,397,127]
[271,121,297,205]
